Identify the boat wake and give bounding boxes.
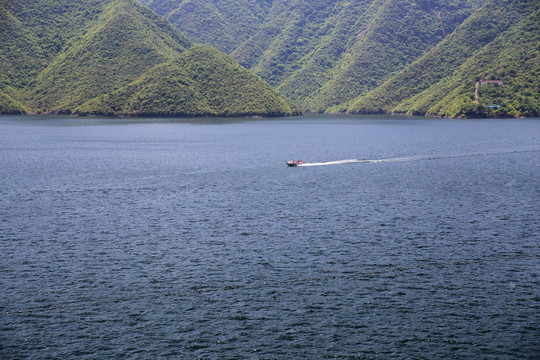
[300,157,415,166]
[300,159,364,166]
[297,149,539,167]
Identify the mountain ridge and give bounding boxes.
[348,0,539,118]
[0,0,298,117]
[147,0,539,117]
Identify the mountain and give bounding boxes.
[0,91,26,114]
[147,0,539,118]
[148,0,485,110]
[348,0,540,118]
[147,0,281,54]
[75,45,298,116]
[0,0,297,117]
[147,0,296,54]
[281,0,485,112]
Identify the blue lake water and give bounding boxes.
[0,114,539,359]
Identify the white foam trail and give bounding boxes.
[297,149,540,167]
[300,157,415,166]
[300,159,362,166]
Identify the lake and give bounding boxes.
[0,114,539,359]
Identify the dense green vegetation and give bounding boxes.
[349,0,539,117]
[3,0,537,118]
[0,0,297,117]
[148,0,485,110]
[148,0,288,54]
[0,91,26,115]
[148,0,539,118]
[397,9,540,118]
[299,0,484,112]
[75,45,298,116]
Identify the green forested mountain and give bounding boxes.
[349,0,540,117]
[3,0,538,118]
[0,0,297,116]
[148,0,485,109]
[148,0,539,117]
[0,91,26,114]
[147,0,293,54]
[278,0,484,112]
[75,45,298,116]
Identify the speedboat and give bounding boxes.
[286,160,303,167]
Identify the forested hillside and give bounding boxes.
[148,0,539,117]
[75,45,298,117]
[349,0,539,118]
[147,0,294,54]
[0,0,298,117]
[3,0,537,118]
